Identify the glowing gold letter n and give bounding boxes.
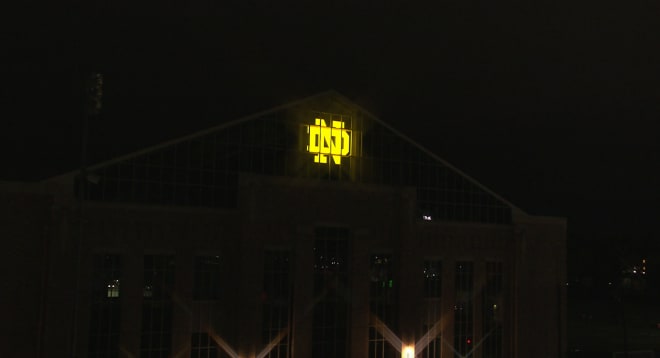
[307,118,350,164]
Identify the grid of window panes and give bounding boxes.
[369,254,398,358]
[79,105,511,224]
[423,259,442,298]
[420,323,442,358]
[262,250,291,358]
[190,307,233,358]
[482,262,503,358]
[420,259,442,358]
[454,261,474,358]
[312,227,349,358]
[359,122,511,224]
[191,332,218,358]
[88,254,122,358]
[194,256,223,300]
[141,255,174,358]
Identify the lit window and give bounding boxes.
[106,279,120,298]
[143,285,152,297]
[313,227,349,357]
[89,254,121,358]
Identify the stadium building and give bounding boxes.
[2,91,566,358]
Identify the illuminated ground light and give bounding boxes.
[402,345,415,358]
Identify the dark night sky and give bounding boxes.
[2,1,659,276]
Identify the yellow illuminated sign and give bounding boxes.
[306,118,351,164]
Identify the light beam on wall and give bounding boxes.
[255,326,289,358]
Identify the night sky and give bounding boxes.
[2,1,659,279]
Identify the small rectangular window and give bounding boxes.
[194,256,223,300]
[423,260,442,298]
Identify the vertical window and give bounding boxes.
[141,255,174,358]
[423,259,442,298]
[312,227,349,358]
[88,254,122,358]
[420,259,442,358]
[194,256,222,300]
[369,253,398,358]
[191,332,219,358]
[262,249,291,358]
[483,262,503,358]
[454,261,473,358]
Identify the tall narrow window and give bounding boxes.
[312,227,349,358]
[454,261,473,358]
[88,254,122,358]
[482,262,503,358]
[141,255,174,358]
[369,253,398,358]
[262,249,291,358]
[194,255,223,300]
[420,259,442,358]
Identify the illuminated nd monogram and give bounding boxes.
[307,118,351,164]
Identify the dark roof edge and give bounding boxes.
[329,92,528,215]
[0,181,47,194]
[42,90,340,183]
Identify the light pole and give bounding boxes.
[70,71,102,358]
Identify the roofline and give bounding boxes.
[329,92,527,215]
[42,90,527,215]
[0,180,46,193]
[42,90,342,183]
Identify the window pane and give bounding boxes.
[262,249,291,358]
[141,255,174,358]
[312,228,349,358]
[88,254,121,358]
[194,256,222,300]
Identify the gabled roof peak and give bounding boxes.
[43,90,525,218]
